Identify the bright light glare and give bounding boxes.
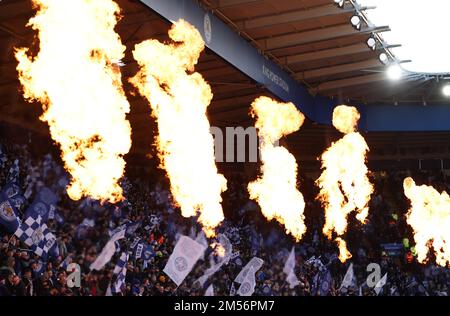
[443,85,450,97]
[387,65,403,80]
[357,0,450,74]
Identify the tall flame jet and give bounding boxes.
[15,0,132,203]
[403,177,450,267]
[248,96,306,241]
[130,20,227,237]
[316,105,373,262]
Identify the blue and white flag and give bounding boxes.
[125,221,141,238]
[339,263,356,290]
[142,244,155,261]
[0,198,21,233]
[163,236,207,286]
[111,252,129,294]
[25,200,49,222]
[90,227,126,271]
[37,187,59,206]
[14,215,57,259]
[1,182,21,199]
[8,159,20,183]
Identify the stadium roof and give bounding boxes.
[1,0,450,168]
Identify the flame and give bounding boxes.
[403,177,450,267]
[336,237,352,262]
[316,105,373,262]
[248,96,306,241]
[15,0,131,203]
[130,20,227,237]
[211,242,226,258]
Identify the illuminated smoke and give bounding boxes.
[15,0,131,203]
[316,105,373,262]
[130,20,227,237]
[403,177,450,267]
[248,96,306,241]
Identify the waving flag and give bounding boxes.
[374,273,387,295]
[339,263,356,290]
[163,236,206,286]
[283,247,299,288]
[111,252,129,294]
[234,257,264,284]
[205,284,214,296]
[90,227,126,271]
[196,234,232,286]
[237,267,256,297]
[0,198,21,233]
[14,214,57,259]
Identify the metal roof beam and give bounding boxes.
[298,59,382,80]
[259,24,390,51]
[236,4,358,30]
[313,73,386,92]
[283,43,374,64]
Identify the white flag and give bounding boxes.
[163,235,206,286]
[283,247,296,275]
[339,263,356,290]
[195,231,209,261]
[229,282,236,296]
[283,247,299,289]
[374,273,387,295]
[237,267,256,297]
[196,234,233,287]
[205,284,214,296]
[286,271,300,289]
[90,228,125,271]
[234,257,264,284]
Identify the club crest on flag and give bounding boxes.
[239,282,251,295]
[0,201,15,222]
[33,202,48,217]
[175,257,188,272]
[31,227,44,245]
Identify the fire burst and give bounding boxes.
[15,0,132,203]
[403,177,450,267]
[316,105,373,262]
[248,96,306,241]
[130,20,227,237]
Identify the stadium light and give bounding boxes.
[378,53,389,65]
[333,0,346,8]
[367,37,377,50]
[442,84,450,97]
[350,15,362,30]
[358,0,450,74]
[387,64,403,81]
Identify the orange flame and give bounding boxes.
[248,96,306,241]
[130,20,227,237]
[403,177,450,267]
[15,0,131,203]
[316,105,373,262]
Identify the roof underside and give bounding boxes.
[1,0,450,168]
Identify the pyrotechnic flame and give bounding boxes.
[211,242,226,258]
[15,0,131,203]
[316,105,373,262]
[336,237,352,262]
[403,177,450,267]
[130,20,227,237]
[248,96,306,241]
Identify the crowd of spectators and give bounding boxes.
[1,140,450,296]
